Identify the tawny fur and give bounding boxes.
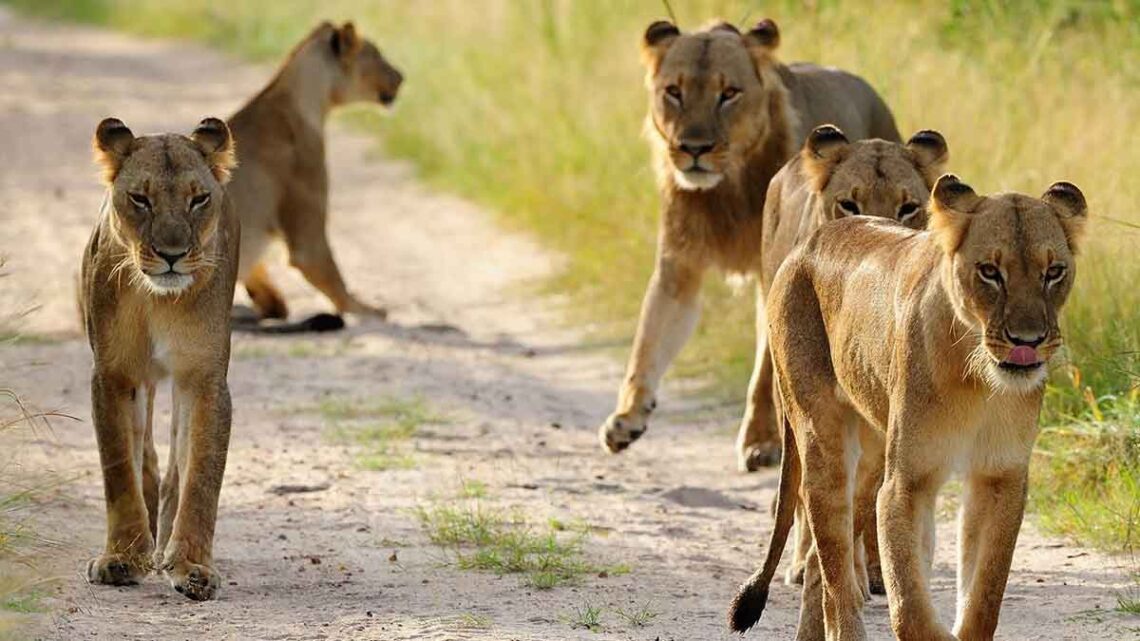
[81,117,239,602]
[758,126,949,597]
[598,18,902,471]
[228,21,402,321]
[730,174,1087,640]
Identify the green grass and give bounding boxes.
[566,602,604,633]
[318,395,446,471]
[456,612,492,630]
[0,391,56,637]
[9,0,1140,555]
[414,498,617,590]
[614,601,660,628]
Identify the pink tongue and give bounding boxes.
[1007,345,1040,366]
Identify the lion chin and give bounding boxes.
[673,168,724,191]
[143,272,195,296]
[987,359,1049,395]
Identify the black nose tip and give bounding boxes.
[154,247,188,268]
[679,142,715,158]
[1005,329,1045,347]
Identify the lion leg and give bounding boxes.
[878,437,953,641]
[735,291,780,471]
[853,423,886,596]
[797,415,866,640]
[786,502,811,586]
[796,543,826,641]
[158,373,232,601]
[288,230,386,320]
[141,382,159,541]
[599,255,702,453]
[952,468,1028,641]
[87,371,154,586]
[244,261,289,320]
[155,393,182,562]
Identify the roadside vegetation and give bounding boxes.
[414,485,625,590]
[7,0,1138,571]
[316,395,446,471]
[0,391,58,638]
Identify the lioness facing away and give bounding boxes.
[759,123,950,597]
[598,19,902,470]
[81,117,239,601]
[729,175,1087,640]
[229,21,402,324]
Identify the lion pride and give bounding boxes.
[729,175,1087,640]
[598,18,903,471]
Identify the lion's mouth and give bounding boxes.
[144,270,194,295]
[996,345,1046,374]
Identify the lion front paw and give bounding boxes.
[739,440,782,472]
[86,552,150,586]
[599,411,650,453]
[164,560,221,601]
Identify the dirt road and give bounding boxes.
[0,8,1134,640]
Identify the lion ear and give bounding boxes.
[743,18,780,74]
[801,125,850,192]
[190,117,237,184]
[1042,181,1088,253]
[905,130,949,188]
[929,174,981,255]
[93,118,135,185]
[641,20,680,71]
[331,21,362,63]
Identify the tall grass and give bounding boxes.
[0,391,59,637]
[6,0,1139,551]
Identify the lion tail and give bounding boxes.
[727,395,800,633]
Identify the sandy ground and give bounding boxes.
[0,8,1136,641]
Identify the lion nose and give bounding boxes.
[153,245,188,268]
[679,141,715,159]
[1005,329,1045,348]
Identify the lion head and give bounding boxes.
[801,125,948,228]
[929,175,1087,393]
[94,117,237,296]
[640,19,787,191]
[324,22,403,107]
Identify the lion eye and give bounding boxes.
[837,199,860,215]
[127,193,151,211]
[720,87,741,104]
[189,193,211,211]
[897,202,920,222]
[1045,264,1066,284]
[978,263,1003,285]
[664,85,682,103]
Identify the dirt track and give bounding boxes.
[0,8,1135,640]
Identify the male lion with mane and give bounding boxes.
[81,117,239,601]
[729,175,1087,640]
[599,18,902,470]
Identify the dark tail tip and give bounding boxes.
[727,580,769,633]
[298,313,345,332]
[231,312,346,334]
